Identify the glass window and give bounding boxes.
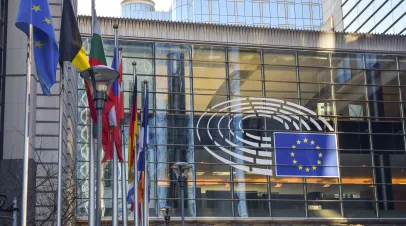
[295,3,303,18]
[228,47,261,64]
[277,3,285,18]
[298,51,330,67]
[212,1,219,15]
[263,49,296,66]
[245,0,253,17]
[287,4,295,19]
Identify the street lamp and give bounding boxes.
[80,65,120,226]
[160,206,173,226]
[171,162,192,226]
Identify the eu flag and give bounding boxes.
[16,0,59,96]
[274,133,339,177]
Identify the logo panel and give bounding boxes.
[196,97,334,176]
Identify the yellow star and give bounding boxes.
[305,167,310,172]
[291,145,296,149]
[317,160,322,165]
[316,145,320,150]
[311,140,315,145]
[318,153,323,158]
[298,165,303,170]
[312,166,317,170]
[303,138,308,143]
[35,41,43,48]
[290,152,295,157]
[296,140,301,144]
[32,5,41,12]
[293,159,297,164]
[44,17,51,25]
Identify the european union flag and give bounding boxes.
[274,133,339,177]
[16,0,59,96]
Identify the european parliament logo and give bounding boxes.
[274,132,339,177]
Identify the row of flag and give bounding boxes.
[15,0,123,160]
[15,0,149,215]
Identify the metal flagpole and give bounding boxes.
[56,2,65,225]
[132,61,139,226]
[111,24,120,226]
[143,81,149,226]
[89,0,96,225]
[56,64,65,226]
[89,119,96,226]
[90,1,103,225]
[120,47,128,226]
[112,129,119,226]
[21,24,33,226]
[121,125,128,226]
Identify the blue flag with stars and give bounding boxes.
[274,133,339,177]
[15,0,59,96]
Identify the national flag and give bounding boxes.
[16,0,59,96]
[118,52,124,121]
[127,78,139,212]
[59,0,90,72]
[128,81,138,183]
[102,46,123,162]
[138,88,149,203]
[274,132,339,177]
[59,0,94,130]
[88,9,114,155]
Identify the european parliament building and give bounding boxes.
[75,15,406,224]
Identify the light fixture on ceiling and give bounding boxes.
[196,172,205,176]
[212,172,230,176]
[274,183,283,188]
[323,184,331,188]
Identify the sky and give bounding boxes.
[78,0,172,17]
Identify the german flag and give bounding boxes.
[128,78,138,183]
[59,0,89,71]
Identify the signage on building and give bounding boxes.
[196,97,339,177]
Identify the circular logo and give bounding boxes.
[196,97,334,176]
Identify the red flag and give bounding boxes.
[118,56,124,121]
[102,46,123,162]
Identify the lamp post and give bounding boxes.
[80,65,120,226]
[160,206,173,226]
[171,162,192,226]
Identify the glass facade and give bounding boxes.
[77,38,406,219]
[121,2,172,21]
[121,0,323,29]
[325,0,406,34]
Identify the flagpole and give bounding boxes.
[132,61,139,226]
[112,129,119,226]
[56,64,65,226]
[89,117,96,226]
[90,2,103,226]
[112,24,120,226]
[56,1,65,226]
[121,124,128,226]
[120,47,129,226]
[143,80,149,226]
[21,23,33,226]
[89,0,96,225]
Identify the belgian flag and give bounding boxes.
[59,0,89,71]
[59,0,97,129]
